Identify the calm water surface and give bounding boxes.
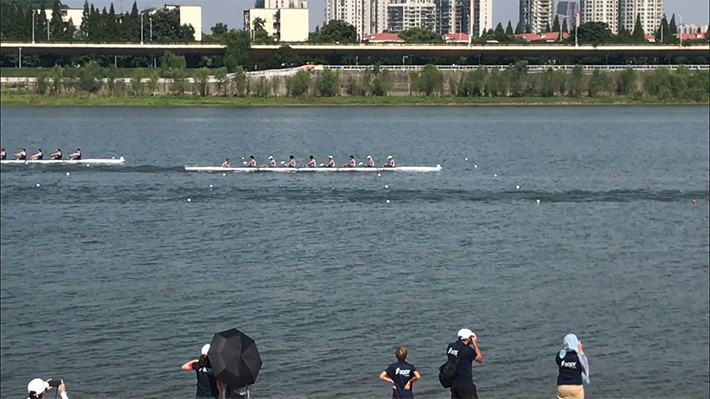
[1,106,708,399]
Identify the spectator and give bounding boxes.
[26,378,68,399]
[379,346,421,398]
[182,344,220,399]
[556,333,590,399]
[446,328,483,399]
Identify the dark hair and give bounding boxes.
[28,391,43,399]
[198,354,208,368]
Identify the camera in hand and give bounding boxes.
[48,380,62,388]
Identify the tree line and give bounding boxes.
[20,55,708,102]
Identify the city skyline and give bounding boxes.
[59,0,709,34]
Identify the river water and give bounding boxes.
[1,105,708,399]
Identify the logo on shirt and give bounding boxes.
[561,361,577,368]
[395,368,411,377]
[448,348,459,356]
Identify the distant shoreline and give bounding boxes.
[1,92,706,107]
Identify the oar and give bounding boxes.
[358,162,363,166]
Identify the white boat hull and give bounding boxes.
[1,157,125,165]
[184,165,442,173]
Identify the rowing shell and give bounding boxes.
[1,157,125,165]
[184,165,442,172]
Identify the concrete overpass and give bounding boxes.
[1,41,708,59]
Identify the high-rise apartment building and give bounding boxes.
[519,0,553,33]
[387,0,437,32]
[324,0,379,39]
[555,1,580,27]
[434,0,491,36]
[618,0,663,34]
[580,0,619,33]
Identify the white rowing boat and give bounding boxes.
[1,157,125,165]
[184,165,442,173]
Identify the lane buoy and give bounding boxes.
[474,164,478,168]
[692,199,696,204]
[386,200,390,204]
[536,199,540,204]
[516,185,520,189]
[66,172,70,176]
[384,185,388,189]
[465,157,468,161]
[209,184,213,188]
[187,198,192,202]
[494,174,498,177]
[36,183,40,187]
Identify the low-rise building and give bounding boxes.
[361,32,404,43]
[38,8,84,27]
[244,8,309,42]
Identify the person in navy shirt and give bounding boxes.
[446,328,483,399]
[556,333,589,399]
[379,346,420,399]
[181,344,220,399]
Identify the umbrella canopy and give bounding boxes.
[208,329,262,389]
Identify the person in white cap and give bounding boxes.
[446,328,483,398]
[383,155,395,168]
[181,344,220,399]
[261,156,276,168]
[325,155,335,168]
[364,155,374,167]
[27,378,68,399]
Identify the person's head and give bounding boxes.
[387,155,393,160]
[225,158,229,162]
[562,333,580,352]
[76,148,80,152]
[27,378,49,399]
[269,156,274,160]
[309,155,314,159]
[57,148,61,152]
[349,155,354,159]
[290,155,295,159]
[367,155,372,159]
[395,346,407,361]
[38,149,42,152]
[22,148,26,151]
[457,328,475,344]
[328,155,333,160]
[198,344,210,367]
[250,155,254,159]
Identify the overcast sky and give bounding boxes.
[60,0,710,33]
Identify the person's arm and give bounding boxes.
[181,360,198,370]
[379,370,394,385]
[404,370,420,390]
[471,336,482,363]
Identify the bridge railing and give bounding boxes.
[326,64,710,71]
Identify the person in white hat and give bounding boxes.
[261,156,276,168]
[27,378,68,399]
[445,328,483,398]
[383,155,395,168]
[181,344,220,399]
[325,155,335,168]
[364,155,374,167]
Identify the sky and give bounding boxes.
[60,0,710,34]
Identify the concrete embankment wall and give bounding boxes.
[0,66,652,96]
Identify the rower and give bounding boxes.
[14,148,27,160]
[364,155,374,167]
[29,149,43,160]
[306,155,316,168]
[247,156,256,167]
[50,148,62,160]
[67,148,81,160]
[325,155,335,168]
[0,148,6,160]
[222,158,231,168]
[343,155,356,168]
[284,155,296,168]
[383,155,395,168]
[261,156,276,168]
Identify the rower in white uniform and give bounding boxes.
[284,155,296,168]
[29,149,43,160]
[221,158,231,168]
[383,155,395,168]
[50,149,62,160]
[261,156,276,168]
[306,155,317,168]
[343,155,356,168]
[247,156,256,167]
[364,155,374,167]
[325,155,335,168]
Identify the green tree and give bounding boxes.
[50,65,63,94]
[169,68,188,95]
[494,23,505,36]
[36,73,49,95]
[485,66,501,97]
[211,22,229,38]
[223,29,251,72]
[160,51,186,73]
[669,14,677,34]
[617,67,637,95]
[587,69,612,97]
[130,68,144,96]
[274,45,301,67]
[568,65,584,97]
[370,69,393,96]
[561,18,568,34]
[214,66,229,95]
[631,14,645,42]
[540,67,556,97]
[399,27,443,43]
[504,61,528,97]
[194,67,210,96]
[254,77,271,97]
[552,15,560,34]
[655,15,676,44]
[309,19,357,43]
[575,21,612,45]
[505,21,514,35]
[147,71,159,95]
[412,64,444,96]
[232,66,247,97]
[315,68,340,97]
[544,22,551,33]
[76,60,102,93]
[252,17,273,43]
[287,69,311,96]
[345,76,362,95]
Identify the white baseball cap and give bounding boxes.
[328,155,333,159]
[201,344,211,355]
[27,378,49,395]
[457,328,475,339]
[387,155,393,159]
[268,156,274,159]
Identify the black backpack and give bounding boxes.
[438,354,460,388]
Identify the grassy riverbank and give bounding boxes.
[2,91,704,106]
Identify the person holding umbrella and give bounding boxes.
[182,344,220,399]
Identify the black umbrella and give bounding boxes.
[208,328,262,389]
